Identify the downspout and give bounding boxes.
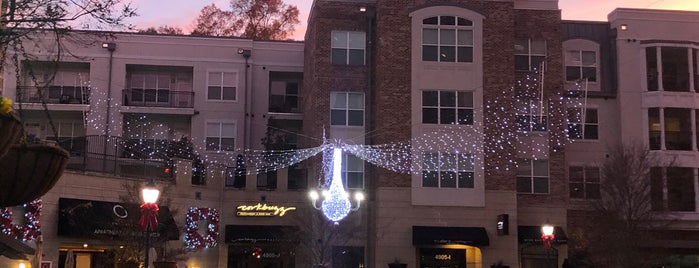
[102,42,115,173]
[102,42,115,138]
[238,48,252,149]
[363,6,377,268]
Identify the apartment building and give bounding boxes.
[5,2,699,268]
[563,8,699,266]
[304,0,567,267]
[1,32,312,268]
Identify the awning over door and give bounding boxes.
[57,198,179,241]
[225,225,299,243]
[0,234,34,260]
[412,226,490,246]
[518,225,568,244]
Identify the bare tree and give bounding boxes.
[286,209,365,267]
[190,0,299,40]
[138,25,184,35]
[570,143,669,267]
[0,0,136,63]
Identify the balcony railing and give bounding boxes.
[62,135,174,180]
[16,86,89,104]
[123,89,194,108]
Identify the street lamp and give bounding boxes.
[140,181,160,268]
[541,224,555,268]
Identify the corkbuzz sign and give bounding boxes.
[236,203,296,217]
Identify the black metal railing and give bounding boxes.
[122,89,194,108]
[16,86,89,104]
[61,135,174,180]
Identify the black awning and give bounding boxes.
[518,225,568,244]
[57,198,179,241]
[412,226,490,246]
[225,225,299,243]
[0,234,35,260]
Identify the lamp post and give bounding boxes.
[140,181,160,268]
[541,224,555,268]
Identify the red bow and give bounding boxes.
[139,203,159,231]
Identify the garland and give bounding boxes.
[0,199,42,241]
[184,207,219,249]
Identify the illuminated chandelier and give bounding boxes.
[309,146,364,223]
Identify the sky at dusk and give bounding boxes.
[127,0,699,40]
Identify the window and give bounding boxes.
[269,72,302,113]
[422,152,474,188]
[343,154,364,189]
[515,39,546,71]
[648,108,693,151]
[330,92,364,126]
[225,155,246,188]
[288,164,308,190]
[664,108,692,150]
[422,90,473,125]
[207,71,237,101]
[667,167,695,211]
[128,73,171,104]
[567,108,598,140]
[45,121,86,152]
[257,170,277,190]
[651,167,696,212]
[206,122,235,151]
[649,108,661,150]
[517,159,549,194]
[422,16,473,62]
[331,31,365,65]
[569,166,600,199]
[646,46,695,92]
[516,100,547,132]
[566,50,597,82]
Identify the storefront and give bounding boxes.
[56,198,179,268]
[225,225,298,268]
[518,225,567,268]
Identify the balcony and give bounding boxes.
[123,89,194,108]
[62,135,175,180]
[16,86,89,104]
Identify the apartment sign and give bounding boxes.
[236,203,296,217]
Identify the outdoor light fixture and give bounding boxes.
[309,147,364,223]
[101,42,116,51]
[620,24,628,31]
[359,6,367,12]
[140,180,160,268]
[237,48,251,58]
[541,224,555,249]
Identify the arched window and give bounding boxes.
[421,15,473,62]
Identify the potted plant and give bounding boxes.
[388,258,407,268]
[0,96,21,159]
[491,260,510,268]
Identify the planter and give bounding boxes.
[388,263,407,268]
[153,261,177,268]
[0,112,22,159]
[0,143,69,207]
[116,263,139,268]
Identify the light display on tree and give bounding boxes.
[184,207,220,249]
[0,199,42,241]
